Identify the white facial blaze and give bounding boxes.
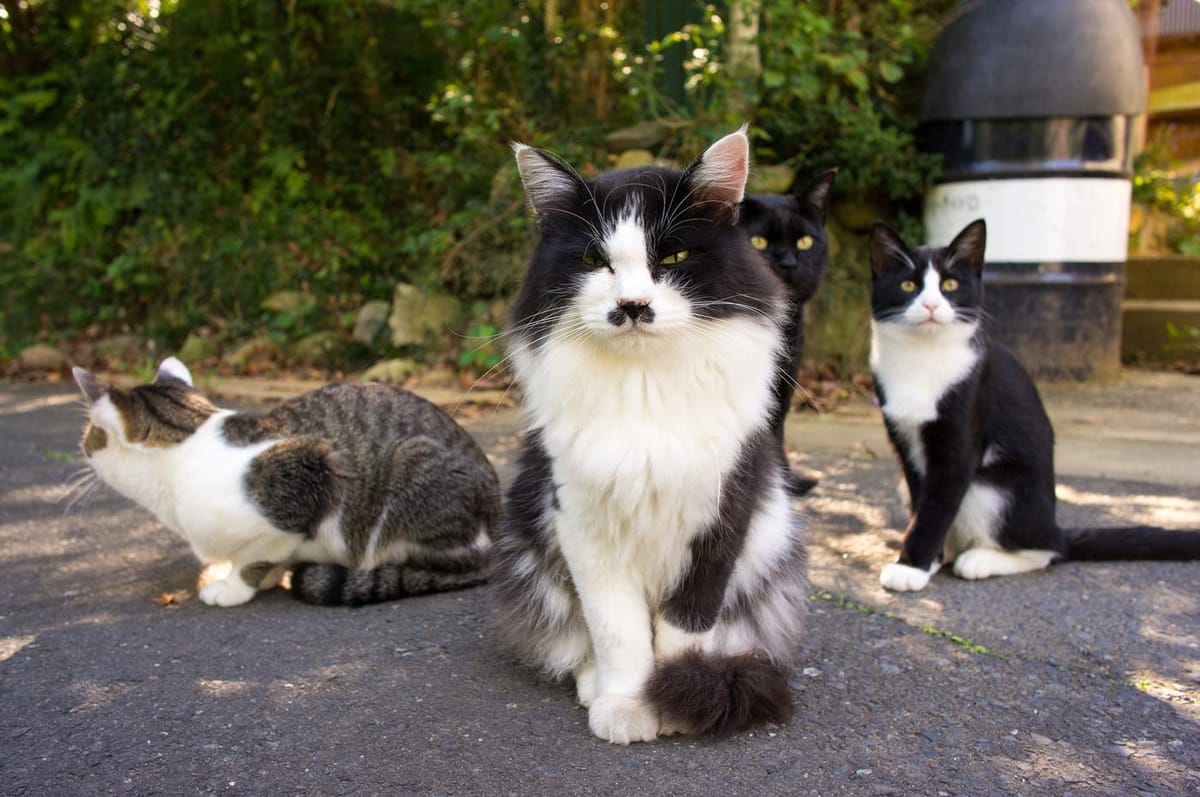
[908,263,955,325]
[568,205,693,341]
[607,213,653,305]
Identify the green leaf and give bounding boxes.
[762,70,786,89]
[15,90,58,114]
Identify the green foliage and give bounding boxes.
[753,1,954,210]
[2,0,957,374]
[921,624,997,657]
[1165,322,1200,357]
[1132,147,1200,256]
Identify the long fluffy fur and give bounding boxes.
[645,651,793,737]
[494,131,807,743]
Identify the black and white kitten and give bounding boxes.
[869,219,1200,592]
[740,169,838,496]
[73,359,499,606]
[493,130,808,743]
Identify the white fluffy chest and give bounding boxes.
[870,320,980,426]
[513,315,780,583]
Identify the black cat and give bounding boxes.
[868,218,1200,592]
[740,169,837,496]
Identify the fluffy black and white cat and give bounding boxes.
[869,219,1200,592]
[73,359,499,606]
[740,169,838,495]
[492,129,808,743]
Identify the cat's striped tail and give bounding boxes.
[1064,526,1200,561]
[288,563,489,606]
[644,651,793,737]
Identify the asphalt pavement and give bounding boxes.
[1,369,1198,796]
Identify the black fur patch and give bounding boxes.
[662,429,776,632]
[645,650,793,737]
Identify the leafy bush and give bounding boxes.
[1132,146,1200,257]
[2,0,955,374]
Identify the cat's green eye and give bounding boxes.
[796,235,814,251]
[581,253,607,269]
[750,235,768,251]
[660,250,690,266]
[900,280,917,293]
[941,278,960,292]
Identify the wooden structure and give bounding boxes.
[1138,0,1200,161]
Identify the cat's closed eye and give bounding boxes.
[660,250,690,266]
[796,236,813,251]
[750,236,768,251]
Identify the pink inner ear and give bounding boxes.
[692,131,749,208]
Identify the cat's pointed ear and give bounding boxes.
[513,143,583,221]
[72,367,108,404]
[685,127,750,223]
[797,168,838,223]
[154,356,193,387]
[947,218,987,277]
[868,222,911,278]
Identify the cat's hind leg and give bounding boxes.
[952,548,1057,580]
[945,481,1054,579]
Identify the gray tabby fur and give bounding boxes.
[73,357,498,607]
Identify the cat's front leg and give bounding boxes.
[198,534,301,607]
[881,451,972,593]
[880,557,941,592]
[557,525,659,744]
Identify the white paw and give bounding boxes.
[952,548,998,580]
[575,662,598,708]
[880,562,932,592]
[588,694,659,745]
[199,577,257,607]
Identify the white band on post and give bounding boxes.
[924,177,1131,263]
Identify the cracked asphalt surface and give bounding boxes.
[2,370,1197,796]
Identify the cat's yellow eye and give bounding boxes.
[900,280,917,293]
[660,250,690,266]
[796,235,814,251]
[941,278,960,292]
[750,236,768,251]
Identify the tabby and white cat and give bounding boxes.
[740,169,838,495]
[73,359,499,606]
[869,219,1200,592]
[492,130,808,744]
